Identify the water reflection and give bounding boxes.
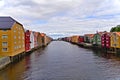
[0,59,26,80]
[92,49,120,60]
[92,49,120,80]
[1,41,120,80]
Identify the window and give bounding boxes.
[117,37,119,40]
[113,44,117,47]
[2,35,8,39]
[2,42,7,46]
[18,36,21,39]
[14,46,16,50]
[14,42,16,44]
[2,48,8,52]
[113,38,117,42]
[19,45,21,48]
[17,46,18,49]
[14,36,16,39]
[15,46,18,49]
[98,38,100,41]
[23,45,24,47]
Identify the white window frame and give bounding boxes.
[2,42,8,46]
[2,35,8,39]
[2,48,8,52]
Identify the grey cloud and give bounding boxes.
[1,0,120,38]
[4,0,37,7]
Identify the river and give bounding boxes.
[1,41,120,80]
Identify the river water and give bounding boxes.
[1,41,120,80]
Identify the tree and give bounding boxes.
[110,27,115,32]
[116,25,120,32]
[110,25,120,32]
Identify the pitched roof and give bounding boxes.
[35,32,40,36]
[71,35,79,37]
[97,32,105,36]
[84,34,94,38]
[101,32,111,36]
[114,32,120,36]
[41,33,46,36]
[0,17,22,29]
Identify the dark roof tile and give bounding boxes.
[0,17,15,22]
[0,17,22,29]
[0,22,14,29]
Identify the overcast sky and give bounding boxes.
[0,0,120,39]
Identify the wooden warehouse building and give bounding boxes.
[0,17,25,57]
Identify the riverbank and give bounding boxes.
[0,42,51,70]
[0,57,11,70]
[1,41,120,80]
[69,41,119,54]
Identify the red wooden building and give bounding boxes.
[101,32,111,48]
[25,30,31,52]
[78,36,84,43]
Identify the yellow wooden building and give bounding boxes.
[71,36,79,43]
[111,32,120,48]
[37,32,42,47]
[41,33,47,46]
[0,17,25,57]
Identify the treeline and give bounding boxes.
[110,25,120,32]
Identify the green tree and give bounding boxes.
[116,25,120,32]
[110,25,120,32]
[110,27,115,32]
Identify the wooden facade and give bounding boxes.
[92,32,104,46]
[0,17,25,56]
[71,36,79,43]
[78,36,84,43]
[37,32,42,47]
[111,32,120,48]
[25,30,31,52]
[30,31,34,49]
[84,34,94,43]
[101,32,111,48]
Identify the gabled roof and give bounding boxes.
[29,30,33,34]
[101,32,111,36]
[84,34,94,38]
[71,35,80,38]
[41,33,46,37]
[25,29,30,32]
[35,32,40,36]
[113,32,120,36]
[97,32,105,36]
[0,17,22,30]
